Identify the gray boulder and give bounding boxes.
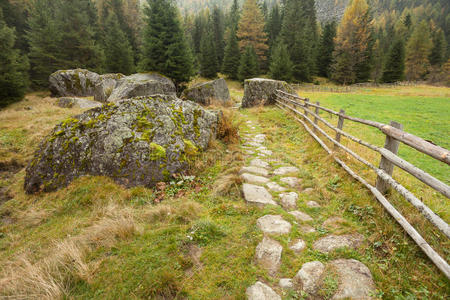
[107,73,176,102]
[241,78,296,108]
[93,73,126,102]
[24,95,219,194]
[55,97,102,110]
[181,78,231,105]
[49,69,100,97]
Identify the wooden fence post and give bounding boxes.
[376,121,404,194]
[334,109,345,150]
[304,98,310,119]
[313,102,320,133]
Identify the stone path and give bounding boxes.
[240,119,376,300]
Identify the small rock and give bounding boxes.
[313,234,364,253]
[307,201,321,208]
[289,211,313,222]
[329,259,376,299]
[245,141,263,148]
[259,149,273,156]
[253,134,266,143]
[299,225,316,234]
[255,237,283,276]
[303,188,314,194]
[241,173,270,185]
[323,217,346,229]
[279,192,298,209]
[273,166,299,176]
[242,184,277,206]
[280,177,302,188]
[240,166,269,177]
[251,158,270,169]
[246,281,281,300]
[289,239,306,253]
[245,150,255,155]
[293,261,325,294]
[266,182,287,192]
[279,278,293,290]
[257,215,292,235]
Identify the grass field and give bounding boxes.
[0,84,449,298]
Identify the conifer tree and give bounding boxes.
[267,3,282,51]
[405,21,433,81]
[238,45,259,81]
[200,30,219,78]
[212,6,225,66]
[429,29,447,67]
[0,7,29,107]
[222,28,241,79]
[381,39,405,83]
[103,12,135,74]
[331,0,373,84]
[237,0,268,63]
[228,0,240,30]
[140,0,194,85]
[317,21,336,78]
[269,41,293,82]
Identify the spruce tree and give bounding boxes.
[267,3,282,51]
[212,6,225,66]
[405,21,433,81]
[317,22,336,78]
[140,0,194,86]
[103,12,135,74]
[222,28,241,80]
[381,39,405,83]
[269,42,293,82]
[0,7,29,107]
[228,0,240,30]
[429,29,446,67]
[200,30,219,78]
[238,45,259,81]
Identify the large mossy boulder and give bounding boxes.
[24,95,219,194]
[49,69,101,97]
[107,73,176,102]
[55,97,102,109]
[93,73,126,102]
[241,78,296,108]
[182,78,231,106]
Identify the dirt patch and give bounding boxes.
[186,244,203,277]
[0,159,24,205]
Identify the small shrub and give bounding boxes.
[216,109,240,144]
[188,219,226,246]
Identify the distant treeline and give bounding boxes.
[0,0,449,107]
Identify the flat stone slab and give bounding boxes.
[273,166,299,176]
[289,239,306,253]
[245,150,255,155]
[313,234,364,253]
[289,211,313,222]
[293,261,325,294]
[259,149,273,156]
[303,188,314,194]
[245,141,262,148]
[255,237,282,276]
[246,281,281,300]
[253,134,266,143]
[266,182,287,192]
[280,177,302,188]
[307,201,321,208]
[323,217,347,229]
[257,215,292,235]
[241,173,270,185]
[243,184,277,206]
[251,158,270,169]
[240,166,269,177]
[330,259,376,299]
[279,278,293,290]
[280,192,298,209]
[299,225,316,234]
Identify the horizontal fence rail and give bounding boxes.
[274,90,450,279]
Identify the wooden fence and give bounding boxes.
[274,90,450,279]
[293,81,426,93]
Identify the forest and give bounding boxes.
[1,0,449,107]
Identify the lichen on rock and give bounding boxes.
[24,95,219,194]
[241,78,296,108]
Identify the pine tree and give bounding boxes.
[269,41,293,82]
[200,30,219,78]
[212,6,225,66]
[405,21,433,81]
[317,21,336,78]
[222,28,241,80]
[238,45,259,81]
[103,12,135,74]
[0,7,29,107]
[330,0,373,84]
[280,0,318,82]
[381,39,405,83]
[237,0,268,63]
[429,29,447,67]
[140,0,194,85]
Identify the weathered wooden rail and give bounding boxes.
[274,90,450,279]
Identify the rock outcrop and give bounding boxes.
[55,97,102,110]
[24,95,219,194]
[93,73,126,102]
[181,78,231,105]
[49,69,100,97]
[241,78,296,108]
[107,73,176,102]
